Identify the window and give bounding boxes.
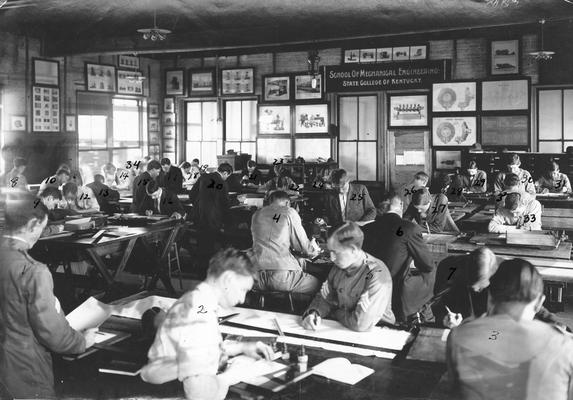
[224,100,257,158]
[538,88,573,152]
[185,101,221,167]
[78,93,145,182]
[338,95,378,181]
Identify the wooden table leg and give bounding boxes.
[85,248,115,288]
[143,225,182,295]
[112,238,138,280]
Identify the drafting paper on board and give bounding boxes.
[482,80,528,111]
[481,115,528,146]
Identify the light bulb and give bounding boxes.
[311,77,317,89]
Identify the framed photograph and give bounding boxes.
[221,68,255,95]
[149,144,160,156]
[432,82,477,112]
[33,58,59,87]
[163,152,176,161]
[164,139,176,152]
[482,79,529,111]
[118,55,140,70]
[32,86,59,132]
[490,40,519,76]
[165,69,185,96]
[163,126,176,139]
[344,49,360,64]
[189,69,216,96]
[409,45,428,60]
[263,75,291,102]
[376,48,393,62]
[295,74,322,100]
[359,49,376,63]
[393,46,410,61]
[10,115,26,131]
[148,119,159,132]
[149,131,160,144]
[481,115,529,146]
[435,150,462,170]
[295,104,329,134]
[388,94,428,128]
[258,105,291,134]
[65,115,76,132]
[148,103,159,118]
[163,113,175,126]
[85,63,117,93]
[164,98,174,113]
[117,70,144,96]
[432,116,477,147]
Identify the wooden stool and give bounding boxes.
[167,242,183,290]
[250,289,294,313]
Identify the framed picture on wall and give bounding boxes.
[117,70,144,96]
[432,116,477,147]
[85,63,117,93]
[343,49,360,63]
[221,68,255,95]
[435,150,462,170]
[490,39,519,76]
[481,79,529,111]
[32,86,60,132]
[148,103,160,118]
[163,126,175,139]
[118,54,140,70]
[388,94,428,128]
[148,119,159,132]
[393,46,410,61]
[359,49,376,63]
[165,69,185,96]
[164,98,174,113]
[432,82,477,112]
[10,115,26,131]
[263,75,291,101]
[164,139,176,152]
[258,105,291,134]
[163,113,175,126]
[376,48,392,62]
[189,69,216,96]
[33,58,59,87]
[481,115,529,146]
[65,115,76,132]
[409,45,428,60]
[149,131,160,144]
[295,74,322,100]
[295,104,329,134]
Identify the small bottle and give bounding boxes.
[297,345,308,372]
[281,343,290,361]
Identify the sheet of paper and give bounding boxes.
[94,330,118,344]
[395,154,406,166]
[313,357,374,385]
[111,295,177,319]
[66,217,92,225]
[66,296,112,331]
[231,357,288,386]
[403,150,425,165]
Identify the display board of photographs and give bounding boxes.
[118,55,140,70]
[117,70,144,96]
[85,63,117,93]
[343,44,428,64]
[221,68,254,95]
[32,86,60,132]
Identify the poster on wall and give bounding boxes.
[263,75,290,101]
[435,150,462,170]
[432,116,476,147]
[32,86,60,132]
[295,104,329,134]
[490,40,519,75]
[294,74,322,100]
[258,105,291,134]
[388,94,428,128]
[481,115,528,146]
[117,70,144,95]
[85,63,117,93]
[33,58,59,87]
[221,68,255,95]
[432,82,477,112]
[481,79,528,111]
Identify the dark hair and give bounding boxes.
[505,153,521,166]
[13,157,27,168]
[103,163,116,173]
[4,193,48,231]
[206,248,256,279]
[93,174,105,183]
[468,247,498,286]
[62,182,78,196]
[411,188,432,206]
[489,258,543,304]
[414,171,429,181]
[331,169,348,185]
[467,160,477,169]
[56,168,71,177]
[546,158,560,176]
[378,192,401,214]
[147,160,161,171]
[180,161,191,169]
[505,192,521,211]
[160,158,171,166]
[192,158,200,164]
[503,173,520,188]
[329,222,364,249]
[218,162,233,174]
[247,160,257,168]
[145,180,160,195]
[39,186,62,200]
[58,163,72,173]
[268,190,289,203]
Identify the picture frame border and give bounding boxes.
[262,74,291,102]
[481,77,530,112]
[65,114,76,132]
[387,92,429,129]
[431,115,478,147]
[10,115,26,131]
[489,39,520,76]
[32,58,60,87]
[163,97,175,113]
[148,103,160,118]
[432,80,479,113]
[188,68,216,97]
[220,67,255,96]
[164,68,185,96]
[32,85,60,133]
[293,72,324,101]
[116,69,144,96]
[85,62,117,93]
[257,104,292,135]
[118,54,140,70]
[434,149,462,171]
[294,103,330,135]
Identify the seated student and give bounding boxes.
[86,174,120,214]
[39,167,71,193]
[404,188,460,234]
[0,193,95,399]
[140,180,185,219]
[132,160,162,213]
[321,169,376,229]
[494,153,535,195]
[259,165,298,195]
[446,258,573,400]
[241,160,265,186]
[496,172,534,204]
[489,192,542,233]
[2,157,28,190]
[159,157,184,194]
[251,190,321,295]
[536,158,572,194]
[451,160,487,194]
[400,171,429,212]
[301,222,395,332]
[180,161,192,181]
[38,187,69,236]
[362,193,436,323]
[191,158,200,167]
[102,162,117,187]
[61,182,100,214]
[140,248,275,400]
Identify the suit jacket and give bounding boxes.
[86,181,120,214]
[362,212,436,320]
[189,172,230,230]
[323,183,376,229]
[494,168,535,195]
[404,193,460,234]
[132,171,155,213]
[139,189,185,217]
[452,170,488,193]
[159,166,184,194]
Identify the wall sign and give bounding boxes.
[325,60,451,93]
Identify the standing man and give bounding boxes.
[0,193,95,399]
[132,160,162,213]
[301,222,395,332]
[159,157,184,194]
[404,188,460,234]
[2,157,28,191]
[362,192,436,323]
[494,153,535,195]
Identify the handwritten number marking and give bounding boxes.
[447,267,456,280]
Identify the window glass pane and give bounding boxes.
[339,142,357,178]
[564,90,573,140]
[78,115,107,149]
[225,142,241,153]
[225,101,242,141]
[538,90,562,140]
[186,141,202,163]
[186,102,202,141]
[295,138,331,161]
[358,141,377,181]
[79,150,109,184]
[112,98,140,147]
[358,96,377,140]
[112,148,143,169]
[539,141,562,153]
[201,141,219,168]
[242,100,258,141]
[256,138,291,164]
[241,142,256,157]
[339,96,358,140]
[203,101,219,140]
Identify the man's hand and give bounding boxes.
[170,212,182,219]
[443,312,463,329]
[320,281,330,299]
[83,328,98,349]
[145,209,154,216]
[241,341,274,360]
[301,311,322,331]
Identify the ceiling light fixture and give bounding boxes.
[485,0,519,7]
[529,19,555,61]
[307,49,321,89]
[137,9,171,41]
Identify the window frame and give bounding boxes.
[537,86,573,153]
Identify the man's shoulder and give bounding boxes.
[350,182,367,191]
[364,254,391,277]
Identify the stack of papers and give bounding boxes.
[313,358,374,385]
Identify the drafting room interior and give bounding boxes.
[2,0,573,399]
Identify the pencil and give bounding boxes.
[445,305,453,314]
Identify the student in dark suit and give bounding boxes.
[241,160,265,186]
[362,192,436,323]
[322,169,376,230]
[452,160,488,194]
[404,188,460,234]
[86,174,120,214]
[140,180,185,219]
[132,160,161,213]
[159,158,184,194]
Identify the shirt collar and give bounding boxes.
[1,235,30,250]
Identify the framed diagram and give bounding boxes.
[388,94,428,128]
[295,104,329,134]
[432,82,477,112]
[263,75,291,102]
[258,105,291,134]
[432,116,477,147]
